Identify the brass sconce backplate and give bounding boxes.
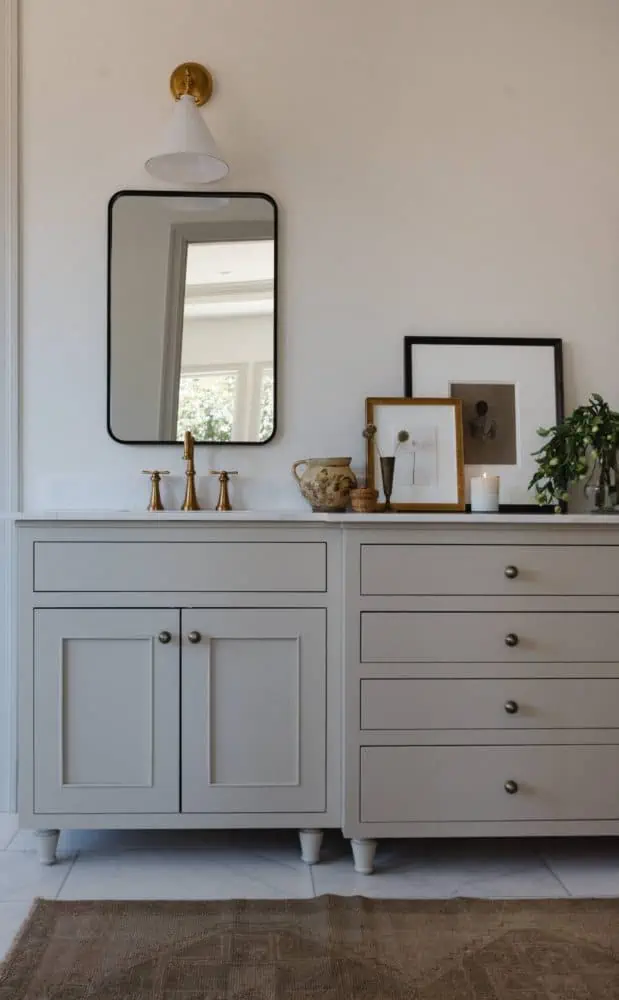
[169,62,213,106]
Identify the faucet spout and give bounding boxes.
[181,431,200,511]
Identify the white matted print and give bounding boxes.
[404,338,563,508]
[394,425,438,488]
[365,398,465,511]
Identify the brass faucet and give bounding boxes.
[209,469,238,511]
[181,430,200,511]
[142,469,170,511]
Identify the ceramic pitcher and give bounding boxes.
[292,457,357,512]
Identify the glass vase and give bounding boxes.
[586,463,618,513]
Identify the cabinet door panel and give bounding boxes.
[182,609,326,813]
[34,609,180,814]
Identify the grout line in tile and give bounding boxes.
[251,852,305,874]
[308,863,317,897]
[53,852,79,900]
[537,852,573,897]
[5,829,20,851]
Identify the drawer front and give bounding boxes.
[360,544,619,596]
[361,611,619,663]
[33,541,327,593]
[361,678,619,730]
[360,745,619,822]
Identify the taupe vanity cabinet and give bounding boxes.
[18,520,339,865]
[17,513,619,873]
[344,522,619,874]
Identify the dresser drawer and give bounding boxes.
[361,678,619,730]
[33,541,327,593]
[360,745,619,822]
[361,612,619,663]
[360,544,619,596]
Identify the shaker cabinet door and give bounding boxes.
[33,609,180,814]
[181,609,327,813]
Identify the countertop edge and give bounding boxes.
[6,510,619,526]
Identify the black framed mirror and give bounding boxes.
[107,190,277,445]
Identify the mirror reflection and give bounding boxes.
[108,192,276,444]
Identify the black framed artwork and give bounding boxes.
[404,337,564,511]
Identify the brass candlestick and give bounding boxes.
[210,470,238,511]
[142,470,170,511]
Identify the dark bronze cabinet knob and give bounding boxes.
[504,779,519,794]
[158,631,172,644]
[504,700,519,714]
[504,565,519,579]
[187,631,202,644]
[504,633,519,647]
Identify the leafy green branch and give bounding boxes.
[529,394,619,512]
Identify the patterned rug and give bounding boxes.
[1,896,619,998]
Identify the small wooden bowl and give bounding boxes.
[350,487,378,513]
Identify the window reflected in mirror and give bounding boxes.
[108,192,277,445]
[174,240,274,442]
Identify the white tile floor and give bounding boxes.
[0,815,618,961]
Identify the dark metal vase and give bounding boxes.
[379,456,396,512]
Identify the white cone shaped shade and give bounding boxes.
[145,94,229,184]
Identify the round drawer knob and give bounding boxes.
[504,633,519,647]
[187,631,202,644]
[504,779,519,795]
[504,565,519,579]
[158,631,172,644]
[504,700,519,714]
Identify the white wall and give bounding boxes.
[1,0,18,811]
[20,0,619,513]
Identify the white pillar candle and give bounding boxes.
[470,473,500,512]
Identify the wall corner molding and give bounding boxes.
[1,0,20,812]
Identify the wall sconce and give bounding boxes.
[145,62,229,185]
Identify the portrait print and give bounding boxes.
[405,336,563,506]
[450,382,517,465]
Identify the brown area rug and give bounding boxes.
[2,896,619,998]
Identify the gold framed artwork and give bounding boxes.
[365,397,465,512]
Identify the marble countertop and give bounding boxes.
[7,509,619,525]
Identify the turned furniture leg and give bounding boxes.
[351,838,377,874]
[35,829,60,866]
[299,828,323,865]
